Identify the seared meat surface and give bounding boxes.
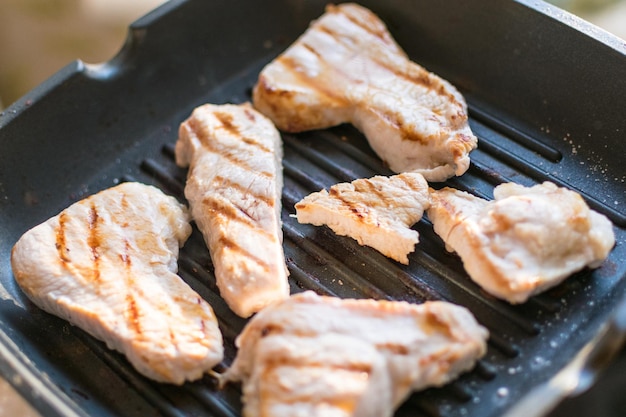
[295,172,430,264]
[11,182,223,384]
[176,102,289,318]
[427,182,616,303]
[222,291,488,417]
[252,3,477,182]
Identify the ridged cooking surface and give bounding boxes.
[94,65,621,417]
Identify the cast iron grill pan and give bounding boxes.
[0,1,624,417]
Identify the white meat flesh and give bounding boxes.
[295,172,430,264]
[222,291,488,417]
[175,102,289,318]
[427,182,616,303]
[11,182,224,384]
[252,3,478,182]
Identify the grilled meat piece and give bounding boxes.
[11,182,223,384]
[252,3,477,182]
[222,291,488,417]
[427,182,616,303]
[295,172,430,264]
[175,102,289,318]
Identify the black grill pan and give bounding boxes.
[0,1,625,416]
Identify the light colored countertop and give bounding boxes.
[0,0,167,107]
[0,0,624,415]
[586,0,626,39]
[0,377,40,417]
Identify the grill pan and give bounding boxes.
[1,0,625,416]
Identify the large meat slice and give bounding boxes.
[10,182,223,384]
[252,3,477,182]
[295,172,430,264]
[175,102,289,318]
[427,182,616,303]
[222,291,488,417]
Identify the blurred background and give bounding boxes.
[0,0,168,109]
[0,0,625,109]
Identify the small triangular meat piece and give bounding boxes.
[295,173,430,264]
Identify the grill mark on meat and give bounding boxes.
[203,196,277,242]
[120,192,129,210]
[422,309,454,338]
[214,111,240,136]
[276,55,348,106]
[258,358,372,416]
[55,212,71,263]
[401,129,430,144]
[327,187,371,220]
[320,15,462,101]
[301,42,322,59]
[370,108,429,145]
[376,342,410,355]
[448,143,469,169]
[215,110,274,154]
[188,116,274,178]
[233,201,259,223]
[397,174,425,194]
[243,107,257,123]
[315,24,353,51]
[259,387,362,417]
[87,203,101,283]
[263,355,374,375]
[256,76,294,98]
[353,178,386,201]
[217,235,272,273]
[258,324,322,339]
[203,196,255,228]
[209,142,266,175]
[212,175,275,207]
[126,292,142,336]
[365,50,464,111]
[296,26,461,141]
[393,69,462,112]
[197,297,207,334]
[260,323,284,338]
[178,103,289,317]
[120,238,132,267]
[120,234,140,336]
[324,9,462,109]
[294,45,446,145]
[314,16,465,120]
[333,6,388,42]
[241,136,272,154]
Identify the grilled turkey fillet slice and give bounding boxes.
[252,3,477,182]
[427,182,616,303]
[295,172,430,264]
[11,182,223,384]
[222,291,488,417]
[175,102,289,318]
